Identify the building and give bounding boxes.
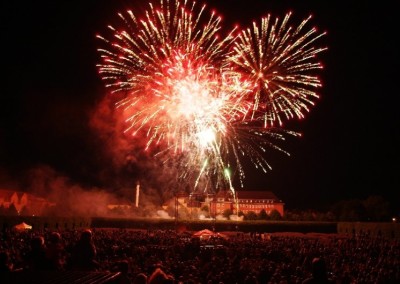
[203,190,284,217]
[235,190,284,216]
[0,189,55,215]
[0,190,27,213]
[161,190,284,218]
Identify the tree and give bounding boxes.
[283,209,301,221]
[201,205,209,213]
[200,205,210,218]
[258,209,269,220]
[301,210,316,221]
[245,211,258,220]
[109,206,125,216]
[223,208,233,220]
[165,204,176,218]
[0,204,6,216]
[363,195,391,221]
[331,199,366,221]
[269,209,282,220]
[7,204,18,216]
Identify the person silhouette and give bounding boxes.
[302,257,334,284]
[45,232,65,270]
[68,229,99,271]
[0,251,12,272]
[24,235,49,270]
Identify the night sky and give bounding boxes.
[1,0,399,212]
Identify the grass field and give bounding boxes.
[1,215,399,238]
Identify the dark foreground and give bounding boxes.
[1,228,399,283]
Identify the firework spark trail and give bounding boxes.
[96,0,326,194]
[231,12,327,126]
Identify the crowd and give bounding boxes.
[0,227,399,283]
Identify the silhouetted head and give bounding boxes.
[80,229,93,242]
[0,251,9,265]
[311,257,328,279]
[49,232,61,244]
[117,260,129,273]
[31,236,45,249]
[133,273,147,284]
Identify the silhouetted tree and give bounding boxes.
[316,211,336,221]
[258,209,269,220]
[200,205,209,213]
[110,206,125,216]
[165,204,175,218]
[269,209,282,220]
[245,211,257,220]
[283,209,301,221]
[301,210,316,221]
[223,208,233,220]
[200,205,210,218]
[331,199,366,221]
[325,211,336,221]
[363,195,391,221]
[0,204,6,216]
[7,204,18,216]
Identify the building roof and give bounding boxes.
[0,189,18,200]
[235,191,281,201]
[0,189,45,202]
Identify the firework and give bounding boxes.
[96,0,326,194]
[230,12,327,126]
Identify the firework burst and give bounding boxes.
[230,12,327,126]
[96,0,326,194]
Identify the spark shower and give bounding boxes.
[96,0,326,195]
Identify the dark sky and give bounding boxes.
[1,0,399,212]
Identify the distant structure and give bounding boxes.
[235,191,284,216]
[166,190,284,218]
[106,182,141,212]
[135,182,140,208]
[207,190,284,217]
[0,189,55,215]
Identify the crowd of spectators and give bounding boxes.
[0,227,399,283]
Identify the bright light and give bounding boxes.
[197,128,216,147]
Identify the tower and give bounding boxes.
[135,182,140,208]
